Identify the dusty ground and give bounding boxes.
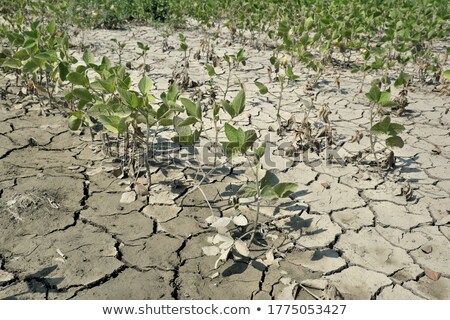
[0,25,449,300]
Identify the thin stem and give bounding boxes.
[144,117,152,188]
[276,78,284,128]
[248,163,261,248]
[223,63,233,101]
[369,103,378,165]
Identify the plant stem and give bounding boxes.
[223,63,232,100]
[248,163,261,247]
[144,118,152,188]
[276,79,284,128]
[369,103,378,165]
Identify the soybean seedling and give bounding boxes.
[110,38,126,64]
[365,84,405,169]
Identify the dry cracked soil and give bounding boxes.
[0,24,449,300]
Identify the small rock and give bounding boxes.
[134,183,149,196]
[424,267,441,281]
[120,191,136,204]
[420,245,433,254]
[321,181,330,189]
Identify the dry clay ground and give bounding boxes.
[0,25,449,300]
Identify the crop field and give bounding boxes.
[0,0,449,300]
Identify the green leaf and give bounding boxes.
[224,123,239,142]
[82,50,95,65]
[254,81,268,94]
[386,136,404,148]
[13,49,29,61]
[138,75,152,95]
[35,51,57,62]
[366,85,381,103]
[394,71,411,87]
[180,98,201,119]
[2,57,22,69]
[178,116,197,127]
[237,183,257,198]
[117,87,132,106]
[67,72,89,86]
[236,48,246,64]
[221,141,240,156]
[379,89,397,107]
[47,20,56,34]
[206,64,216,77]
[273,183,297,198]
[254,143,266,161]
[286,65,299,80]
[68,112,82,130]
[305,17,314,30]
[58,62,70,81]
[222,100,236,118]
[371,116,391,135]
[231,90,245,117]
[72,88,93,102]
[241,130,257,153]
[388,123,405,136]
[98,115,127,134]
[167,83,179,102]
[444,70,450,80]
[261,171,279,188]
[159,118,173,126]
[98,76,116,93]
[22,60,39,73]
[260,185,278,200]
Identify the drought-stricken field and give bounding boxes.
[1,0,449,300]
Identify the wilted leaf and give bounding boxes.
[205,215,219,224]
[202,245,220,256]
[214,247,231,269]
[232,215,248,226]
[211,217,232,228]
[234,239,250,257]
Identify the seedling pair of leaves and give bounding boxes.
[366,84,405,149]
[172,95,203,146]
[237,170,297,201]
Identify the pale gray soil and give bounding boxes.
[0,25,449,300]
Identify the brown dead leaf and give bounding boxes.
[424,267,441,281]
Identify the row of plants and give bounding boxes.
[0,18,300,266]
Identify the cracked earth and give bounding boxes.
[1,25,449,300]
